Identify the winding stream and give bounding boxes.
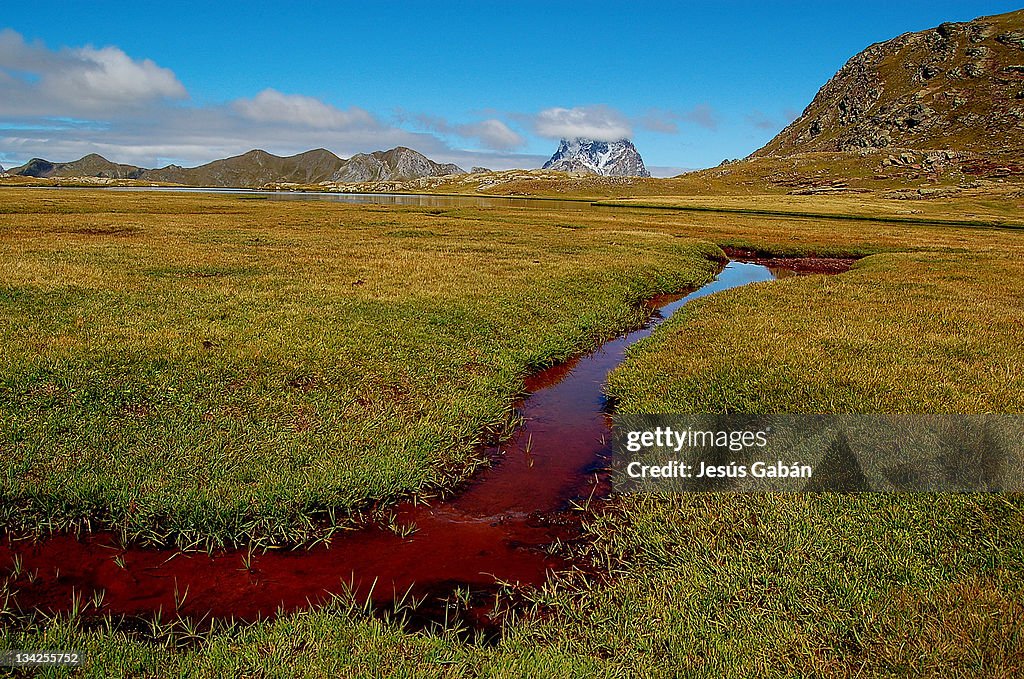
[2,260,804,630]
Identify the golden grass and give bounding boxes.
[0,188,723,545]
[2,186,1023,676]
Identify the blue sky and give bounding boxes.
[1,1,1021,175]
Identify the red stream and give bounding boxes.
[0,259,841,626]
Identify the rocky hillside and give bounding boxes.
[9,153,146,180]
[8,147,464,187]
[753,8,1024,161]
[543,139,650,177]
[330,147,463,182]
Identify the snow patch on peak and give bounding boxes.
[542,138,650,177]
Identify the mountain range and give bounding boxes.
[7,147,465,187]
[6,137,656,186]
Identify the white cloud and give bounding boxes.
[0,99,540,171]
[638,110,679,134]
[0,29,185,114]
[456,119,523,151]
[44,46,185,107]
[679,104,719,131]
[411,113,524,151]
[639,105,719,133]
[234,89,377,129]
[0,31,552,172]
[0,29,60,73]
[534,105,632,142]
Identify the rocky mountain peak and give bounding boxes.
[542,138,651,177]
[331,147,463,183]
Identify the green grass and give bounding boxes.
[0,189,723,547]
[595,249,1024,676]
[608,251,1024,412]
[591,199,1024,230]
[3,188,1024,676]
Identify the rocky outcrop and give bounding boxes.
[330,153,389,182]
[329,147,463,182]
[374,146,463,180]
[752,9,1024,159]
[340,147,461,182]
[543,138,650,177]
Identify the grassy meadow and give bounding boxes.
[0,189,723,546]
[594,192,1024,230]
[2,187,1023,676]
[608,250,1024,413]
[600,249,1024,677]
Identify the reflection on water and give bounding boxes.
[768,266,801,278]
[106,186,595,211]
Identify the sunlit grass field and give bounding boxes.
[0,189,724,546]
[2,188,1023,676]
[609,250,1024,413]
[599,249,1024,676]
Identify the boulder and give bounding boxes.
[997,31,1024,49]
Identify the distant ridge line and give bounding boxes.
[6,147,466,187]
